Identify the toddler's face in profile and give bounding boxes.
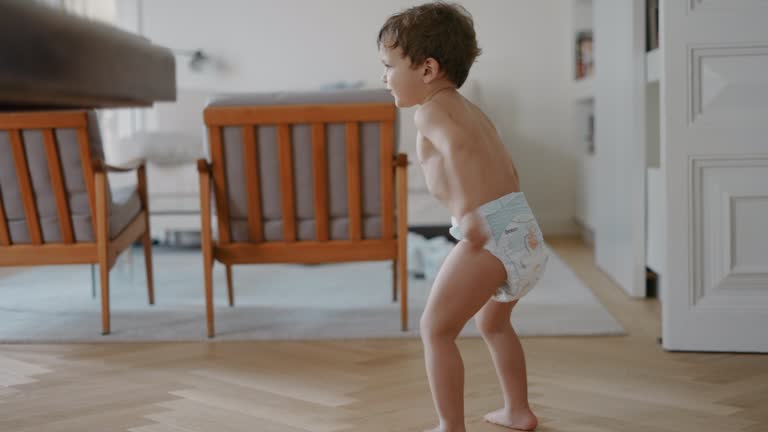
[379,45,425,108]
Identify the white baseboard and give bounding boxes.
[149,214,215,242]
[571,216,594,246]
[537,214,579,237]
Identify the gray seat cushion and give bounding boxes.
[205,89,398,242]
[4,184,141,243]
[0,111,141,243]
[107,185,143,240]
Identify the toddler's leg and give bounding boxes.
[420,241,508,432]
[475,298,538,430]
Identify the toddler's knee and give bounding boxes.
[419,313,459,342]
[476,314,510,339]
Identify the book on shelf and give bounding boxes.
[587,113,595,155]
[575,30,593,80]
[647,0,659,51]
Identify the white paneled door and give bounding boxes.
[661,0,768,352]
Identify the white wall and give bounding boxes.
[118,0,576,234]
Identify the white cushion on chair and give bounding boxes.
[120,131,204,166]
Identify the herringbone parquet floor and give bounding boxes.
[0,238,766,431]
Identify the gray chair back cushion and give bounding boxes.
[0,111,138,243]
[206,89,398,242]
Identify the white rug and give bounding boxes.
[0,246,623,342]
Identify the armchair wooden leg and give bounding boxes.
[142,228,154,305]
[226,264,234,307]
[395,154,408,331]
[138,166,155,306]
[95,168,111,335]
[203,247,214,338]
[91,264,96,298]
[398,246,408,331]
[143,230,155,305]
[198,159,215,338]
[392,259,398,302]
[99,262,110,335]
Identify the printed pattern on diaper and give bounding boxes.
[490,217,548,302]
[448,192,549,302]
[484,196,534,244]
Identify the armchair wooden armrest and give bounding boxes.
[93,158,147,173]
[93,155,153,308]
[197,158,211,174]
[92,159,149,218]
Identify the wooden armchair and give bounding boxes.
[199,89,409,337]
[0,110,155,335]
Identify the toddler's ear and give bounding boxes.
[422,58,441,83]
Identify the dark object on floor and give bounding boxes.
[646,268,658,298]
[409,225,454,243]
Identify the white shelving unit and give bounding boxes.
[646,48,660,83]
[646,166,664,273]
[571,0,657,298]
[645,4,663,290]
[645,50,663,288]
[572,76,595,102]
[571,0,596,244]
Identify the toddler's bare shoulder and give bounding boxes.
[415,101,452,131]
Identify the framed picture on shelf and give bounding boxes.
[575,30,594,80]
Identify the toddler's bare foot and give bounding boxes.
[483,407,538,430]
[423,425,465,432]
